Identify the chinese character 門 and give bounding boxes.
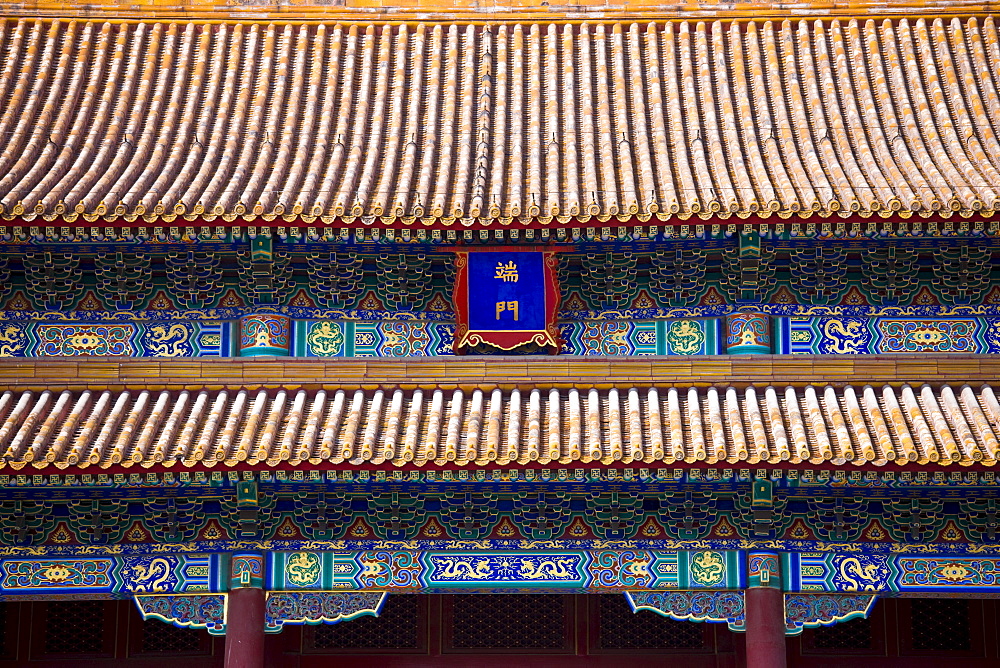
[495,301,519,320]
[494,261,518,282]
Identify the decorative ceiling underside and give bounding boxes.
[1,383,999,470]
[2,18,1000,225]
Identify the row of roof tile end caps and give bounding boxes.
[2,16,1000,221]
[0,382,998,471]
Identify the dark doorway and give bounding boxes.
[1,596,1000,666]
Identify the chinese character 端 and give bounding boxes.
[494,261,519,282]
[495,301,519,321]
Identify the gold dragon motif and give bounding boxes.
[822,319,863,354]
[0,325,24,356]
[518,558,575,579]
[145,324,191,356]
[438,559,491,579]
[130,557,174,593]
[838,557,881,591]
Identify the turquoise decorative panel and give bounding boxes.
[683,551,743,589]
[659,319,720,355]
[561,319,718,355]
[269,552,359,590]
[561,321,658,355]
[296,321,454,357]
[265,550,743,593]
[296,321,347,357]
[357,322,452,357]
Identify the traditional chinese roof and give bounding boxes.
[1,357,999,470]
[2,17,1000,226]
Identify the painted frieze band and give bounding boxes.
[0,555,212,598]
[4,314,998,357]
[3,550,1000,637]
[4,551,996,599]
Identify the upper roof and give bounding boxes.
[3,17,1000,226]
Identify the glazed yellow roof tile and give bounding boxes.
[3,17,1000,225]
[1,383,999,470]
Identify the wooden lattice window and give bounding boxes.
[138,618,210,655]
[810,616,873,651]
[593,594,708,652]
[909,599,971,652]
[41,600,112,657]
[306,594,426,654]
[0,602,11,659]
[444,594,572,653]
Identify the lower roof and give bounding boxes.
[1,355,996,392]
[0,356,997,471]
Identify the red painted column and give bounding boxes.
[226,552,266,668]
[746,551,785,668]
[225,587,265,668]
[745,586,786,668]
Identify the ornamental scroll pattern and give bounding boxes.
[784,594,878,635]
[37,324,135,356]
[1,558,112,591]
[587,550,654,589]
[264,591,387,632]
[877,319,977,352]
[725,313,770,353]
[748,551,780,588]
[134,594,226,634]
[231,553,265,589]
[626,591,746,632]
[357,551,422,589]
[11,314,1000,357]
[896,558,1000,588]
